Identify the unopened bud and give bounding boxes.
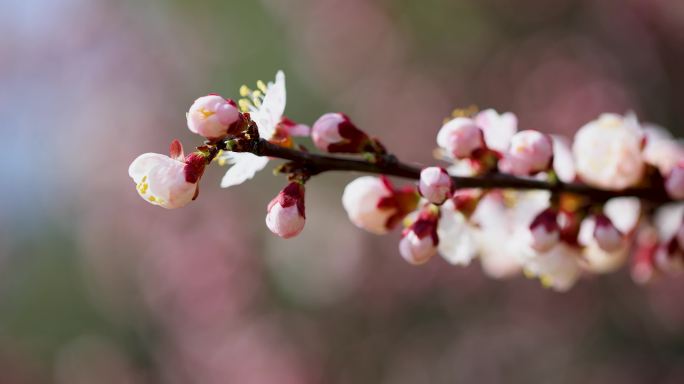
[499,130,553,176]
[436,117,485,159]
[399,206,439,265]
[187,95,242,140]
[529,208,560,252]
[593,214,624,252]
[418,167,452,205]
[266,182,306,239]
[342,176,419,235]
[311,113,380,153]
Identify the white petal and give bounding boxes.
[604,197,641,233]
[437,203,477,265]
[253,70,286,139]
[551,135,576,183]
[475,109,518,152]
[128,153,170,183]
[219,152,269,188]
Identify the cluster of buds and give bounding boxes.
[130,71,684,292]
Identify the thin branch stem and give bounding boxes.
[243,139,674,204]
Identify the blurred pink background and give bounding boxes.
[2,0,684,382]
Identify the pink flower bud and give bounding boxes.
[529,208,560,252]
[128,140,205,209]
[654,237,684,275]
[593,214,624,252]
[399,206,439,265]
[311,113,377,153]
[665,161,684,200]
[436,117,485,159]
[418,167,452,205]
[342,176,419,235]
[499,130,553,176]
[265,182,306,239]
[186,95,242,140]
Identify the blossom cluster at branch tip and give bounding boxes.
[129,70,684,292]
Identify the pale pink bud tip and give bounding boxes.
[266,182,306,239]
[665,161,684,200]
[342,176,418,235]
[529,208,560,252]
[399,207,439,265]
[436,117,485,159]
[418,167,452,205]
[311,113,373,153]
[593,214,624,252]
[499,130,553,176]
[187,95,242,140]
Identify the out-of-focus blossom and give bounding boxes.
[653,238,684,275]
[418,167,452,205]
[128,140,205,209]
[573,113,645,190]
[528,208,560,252]
[473,109,518,153]
[186,95,242,140]
[266,182,306,239]
[311,113,378,153]
[592,214,624,252]
[642,123,684,175]
[436,117,485,159]
[522,244,582,292]
[665,161,684,199]
[499,130,554,176]
[437,200,477,265]
[399,205,439,265]
[471,191,549,278]
[220,71,309,188]
[342,176,419,235]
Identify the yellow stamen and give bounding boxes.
[256,80,267,92]
[199,107,215,119]
[252,89,263,99]
[540,275,553,288]
[239,85,251,97]
[238,99,251,112]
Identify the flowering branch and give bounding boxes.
[129,70,684,292]
[244,138,673,204]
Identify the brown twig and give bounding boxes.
[230,138,676,204]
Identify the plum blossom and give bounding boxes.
[219,71,309,188]
[473,108,518,153]
[342,176,419,235]
[418,167,452,205]
[642,123,684,175]
[266,182,306,239]
[499,130,554,176]
[437,199,478,266]
[186,95,242,140]
[522,244,582,292]
[436,117,485,159]
[129,140,206,209]
[573,113,645,190]
[470,191,549,279]
[311,113,378,153]
[399,205,439,265]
